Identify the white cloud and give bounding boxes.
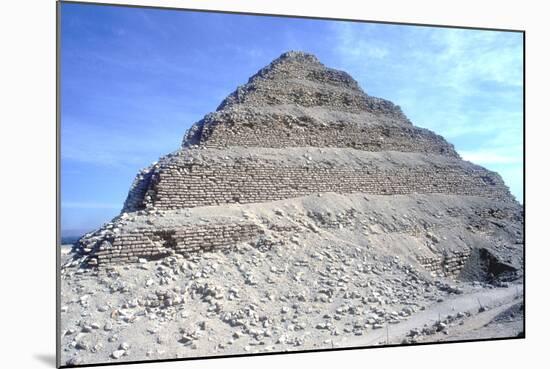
[428,29,523,94]
[434,109,522,140]
[460,150,523,165]
[329,23,523,200]
[333,22,390,62]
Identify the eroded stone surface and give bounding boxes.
[72,51,520,269]
[61,51,523,364]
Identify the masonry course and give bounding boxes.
[75,51,522,277]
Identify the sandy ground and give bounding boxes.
[427,300,524,342]
[346,284,523,346]
[60,247,522,365]
[60,193,523,366]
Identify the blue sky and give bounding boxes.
[60,3,524,236]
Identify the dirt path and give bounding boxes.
[428,299,523,342]
[339,284,523,347]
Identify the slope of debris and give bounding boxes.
[61,51,523,366]
[61,193,523,365]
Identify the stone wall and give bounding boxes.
[92,222,263,265]
[125,162,511,211]
[418,251,471,278]
[193,118,458,157]
[122,166,154,213]
[238,51,362,94]
[218,78,407,117]
[76,51,522,270]
[216,51,408,123]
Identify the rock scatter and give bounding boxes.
[61,51,523,365]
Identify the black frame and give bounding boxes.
[56,1,526,367]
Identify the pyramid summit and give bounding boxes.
[183,51,457,157]
[71,51,522,285]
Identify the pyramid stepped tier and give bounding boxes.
[91,222,264,265]
[73,51,522,274]
[122,148,512,212]
[215,78,406,116]
[183,51,458,157]
[78,193,523,276]
[216,52,395,114]
[182,106,458,156]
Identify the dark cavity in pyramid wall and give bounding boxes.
[76,51,522,271]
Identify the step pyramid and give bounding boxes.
[74,51,523,281]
